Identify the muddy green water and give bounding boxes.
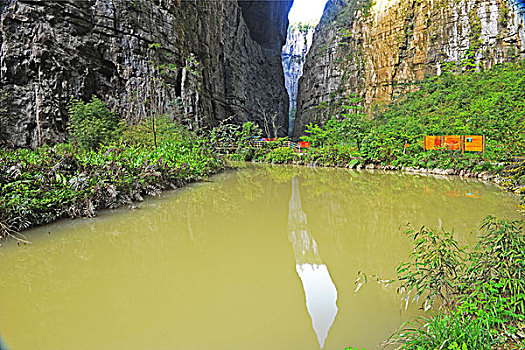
[0,164,521,350]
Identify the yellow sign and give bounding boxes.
[464,135,485,153]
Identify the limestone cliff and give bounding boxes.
[293,0,525,138]
[0,0,292,147]
[281,22,316,135]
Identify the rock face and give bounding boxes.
[0,0,292,147]
[281,22,316,135]
[293,0,525,138]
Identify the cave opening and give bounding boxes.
[282,0,328,137]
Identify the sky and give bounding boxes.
[288,0,329,23]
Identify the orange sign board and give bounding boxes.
[444,135,462,150]
[464,135,485,152]
[424,136,442,150]
[424,135,485,153]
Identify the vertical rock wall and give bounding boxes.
[282,22,316,135]
[293,0,525,138]
[0,0,292,147]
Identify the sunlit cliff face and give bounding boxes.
[293,0,525,138]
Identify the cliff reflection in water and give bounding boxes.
[288,176,338,349]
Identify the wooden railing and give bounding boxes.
[215,140,309,153]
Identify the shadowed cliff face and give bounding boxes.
[0,0,292,147]
[239,1,291,51]
[293,0,525,139]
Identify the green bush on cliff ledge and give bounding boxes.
[375,61,525,160]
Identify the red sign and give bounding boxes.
[444,135,461,150]
[299,141,310,148]
[424,136,442,150]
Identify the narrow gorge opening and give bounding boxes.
[281,0,328,137]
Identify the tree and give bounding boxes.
[338,95,369,150]
[256,97,282,138]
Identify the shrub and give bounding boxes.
[123,114,188,147]
[305,144,355,166]
[376,217,525,349]
[395,225,465,311]
[265,147,296,164]
[463,217,525,314]
[394,312,498,350]
[301,123,332,148]
[68,96,122,150]
[230,147,255,162]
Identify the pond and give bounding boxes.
[0,164,520,349]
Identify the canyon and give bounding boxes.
[1,0,525,144]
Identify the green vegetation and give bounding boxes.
[265,147,296,164]
[68,96,123,151]
[0,97,224,241]
[123,114,187,148]
[289,21,316,34]
[302,61,524,164]
[359,217,525,349]
[228,61,525,209]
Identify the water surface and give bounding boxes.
[0,164,520,349]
